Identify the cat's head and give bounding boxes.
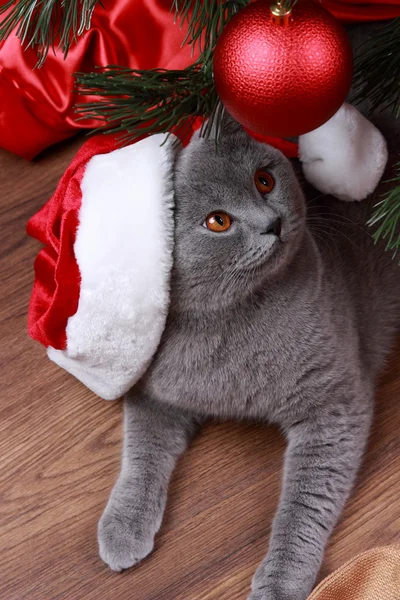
[172,117,306,310]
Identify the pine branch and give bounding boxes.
[368,165,400,258]
[173,0,250,61]
[352,18,400,117]
[75,64,224,144]
[0,0,99,66]
[74,0,254,143]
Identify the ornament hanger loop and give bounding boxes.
[270,0,292,17]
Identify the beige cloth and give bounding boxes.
[308,544,400,600]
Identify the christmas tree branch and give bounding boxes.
[173,0,250,61]
[75,1,252,142]
[75,64,223,144]
[0,0,98,66]
[0,0,251,65]
[352,18,400,117]
[368,164,400,257]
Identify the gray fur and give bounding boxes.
[98,31,400,600]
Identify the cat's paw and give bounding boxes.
[248,592,290,600]
[98,511,154,572]
[247,589,299,600]
[248,581,309,600]
[249,558,313,600]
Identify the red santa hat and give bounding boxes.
[299,103,388,201]
[27,104,388,400]
[28,133,176,400]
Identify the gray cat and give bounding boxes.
[97,110,399,600]
[97,69,400,600]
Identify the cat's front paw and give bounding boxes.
[248,586,303,600]
[249,557,314,600]
[98,510,154,572]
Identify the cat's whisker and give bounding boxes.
[312,220,366,255]
[309,224,344,266]
[307,211,371,234]
[308,216,371,243]
[325,212,373,237]
[288,216,304,228]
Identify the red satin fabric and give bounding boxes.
[1,0,400,160]
[0,0,195,159]
[27,134,119,349]
[322,0,400,21]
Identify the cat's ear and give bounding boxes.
[220,110,246,137]
[203,109,245,141]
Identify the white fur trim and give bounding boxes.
[48,134,176,400]
[299,103,388,202]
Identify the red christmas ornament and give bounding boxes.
[213,0,353,138]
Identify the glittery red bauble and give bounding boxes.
[213,0,353,138]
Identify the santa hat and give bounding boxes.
[28,133,176,400]
[299,103,388,201]
[27,104,387,400]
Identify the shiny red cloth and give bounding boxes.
[1,0,400,160]
[0,0,195,159]
[323,0,400,21]
[27,134,119,348]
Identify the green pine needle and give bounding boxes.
[75,64,221,144]
[75,0,254,143]
[352,18,400,117]
[0,0,98,66]
[173,0,250,62]
[368,165,400,258]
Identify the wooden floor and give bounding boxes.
[1,138,400,600]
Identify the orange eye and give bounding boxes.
[255,170,274,194]
[204,212,232,232]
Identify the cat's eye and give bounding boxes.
[255,170,275,194]
[203,212,232,232]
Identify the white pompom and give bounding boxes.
[299,103,388,202]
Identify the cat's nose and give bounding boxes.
[261,217,282,237]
